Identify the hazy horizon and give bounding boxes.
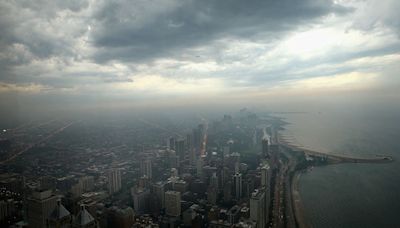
[1,0,400,118]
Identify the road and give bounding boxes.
[0,121,75,165]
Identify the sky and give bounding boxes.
[0,0,400,114]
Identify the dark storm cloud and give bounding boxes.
[0,0,91,85]
[90,0,351,63]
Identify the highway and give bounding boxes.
[0,121,75,165]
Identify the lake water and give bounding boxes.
[279,109,400,228]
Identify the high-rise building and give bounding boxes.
[186,133,193,150]
[165,191,181,217]
[79,176,94,193]
[210,172,219,190]
[260,163,271,188]
[250,189,266,228]
[27,190,58,228]
[233,173,242,200]
[140,159,152,179]
[131,186,150,214]
[175,139,185,159]
[260,163,271,225]
[151,181,166,208]
[207,186,217,205]
[47,199,72,228]
[168,137,176,151]
[169,154,179,169]
[196,157,204,179]
[262,138,269,159]
[107,169,122,195]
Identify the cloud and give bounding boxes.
[0,0,399,107]
[90,0,350,63]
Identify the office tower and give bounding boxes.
[262,138,269,158]
[250,189,266,228]
[165,191,181,217]
[261,163,271,188]
[131,186,150,214]
[196,157,204,179]
[140,159,152,179]
[73,205,97,228]
[169,154,179,169]
[0,199,16,223]
[269,144,279,168]
[260,163,271,225]
[175,139,185,159]
[168,137,176,151]
[210,172,219,190]
[223,181,232,203]
[189,148,196,165]
[151,181,166,208]
[47,199,72,228]
[186,133,193,150]
[27,190,58,228]
[233,173,242,200]
[207,186,217,205]
[79,176,94,192]
[107,169,122,195]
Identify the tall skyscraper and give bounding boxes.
[151,181,166,208]
[233,173,242,200]
[175,139,185,159]
[107,169,122,195]
[260,163,271,188]
[27,190,58,228]
[168,137,176,151]
[165,191,181,217]
[196,157,204,179]
[250,189,266,228]
[260,163,271,226]
[131,186,150,214]
[140,159,152,179]
[262,138,269,159]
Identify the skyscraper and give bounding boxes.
[107,169,122,195]
[131,186,150,214]
[165,191,181,217]
[250,189,266,228]
[47,199,72,228]
[140,159,152,179]
[27,190,58,228]
[168,137,176,151]
[233,173,242,200]
[175,139,185,159]
[260,163,271,226]
[262,138,269,159]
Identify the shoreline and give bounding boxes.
[291,171,310,228]
[277,133,393,164]
[276,129,393,228]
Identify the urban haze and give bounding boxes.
[0,1,400,228]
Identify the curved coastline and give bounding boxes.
[291,171,310,228]
[277,130,393,228]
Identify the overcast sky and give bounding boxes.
[1,0,399,112]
